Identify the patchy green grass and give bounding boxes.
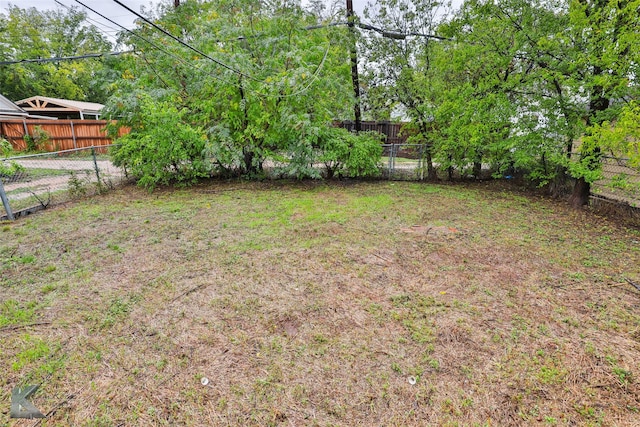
[1,180,639,426]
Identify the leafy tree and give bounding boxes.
[356,0,637,207]
[564,0,639,206]
[107,0,375,187]
[429,12,519,181]
[360,0,452,180]
[430,0,638,204]
[0,5,114,102]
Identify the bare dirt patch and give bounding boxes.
[1,181,640,426]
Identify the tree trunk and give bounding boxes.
[425,145,436,180]
[473,160,482,180]
[569,61,608,209]
[568,177,590,208]
[549,164,569,198]
[346,0,361,132]
[243,147,254,174]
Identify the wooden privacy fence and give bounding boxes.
[0,119,129,152]
[336,121,409,145]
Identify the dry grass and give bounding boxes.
[1,180,640,426]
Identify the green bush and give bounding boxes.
[318,128,382,178]
[1,137,14,156]
[0,160,25,179]
[24,126,50,152]
[110,97,209,190]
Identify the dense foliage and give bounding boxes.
[0,6,114,102]
[105,0,382,188]
[361,0,640,205]
[2,0,638,204]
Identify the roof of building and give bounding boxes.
[15,96,104,114]
[0,93,29,118]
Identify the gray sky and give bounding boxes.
[4,1,376,35]
[3,1,161,39]
[4,1,457,43]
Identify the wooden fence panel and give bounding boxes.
[0,119,128,151]
[336,121,408,145]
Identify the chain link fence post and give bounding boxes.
[0,176,15,220]
[91,147,101,184]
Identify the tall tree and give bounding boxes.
[107,0,379,187]
[360,0,451,180]
[565,0,639,206]
[433,0,638,203]
[0,6,114,102]
[435,0,574,183]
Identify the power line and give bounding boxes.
[2,2,365,99]
[0,51,132,65]
[111,0,262,82]
[72,0,249,90]
[54,0,123,41]
[72,0,181,62]
[357,22,452,41]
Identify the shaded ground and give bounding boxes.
[1,181,640,426]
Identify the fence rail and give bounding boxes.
[0,119,128,151]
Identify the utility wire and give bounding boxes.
[357,22,452,41]
[109,0,332,95]
[72,0,247,89]
[111,0,262,82]
[72,0,183,63]
[0,51,132,65]
[54,0,123,41]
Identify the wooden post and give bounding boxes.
[70,121,77,149]
[346,0,362,133]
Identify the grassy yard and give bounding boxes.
[1,181,639,426]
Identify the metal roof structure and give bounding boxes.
[15,96,104,120]
[0,93,30,120]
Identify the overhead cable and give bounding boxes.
[72,0,184,63]
[111,0,262,82]
[357,22,452,41]
[0,51,132,65]
[72,0,251,89]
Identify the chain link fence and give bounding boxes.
[2,143,638,220]
[0,146,126,220]
[381,144,431,181]
[590,156,640,208]
[382,145,640,208]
